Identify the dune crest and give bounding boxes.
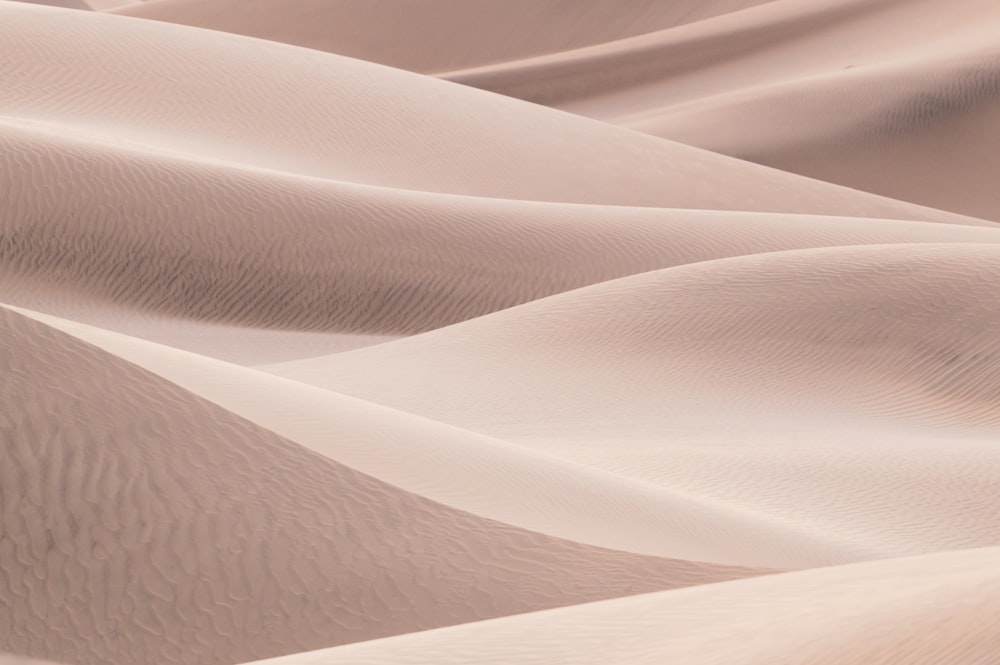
[0,306,760,665]
[2,0,998,663]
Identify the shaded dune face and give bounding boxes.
[6,123,1000,338]
[0,307,760,665]
[270,243,1000,434]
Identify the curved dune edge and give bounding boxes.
[112,0,1000,219]
[0,306,762,665]
[270,243,1000,433]
[110,0,779,74]
[4,1,1000,663]
[7,119,1000,346]
[259,244,1000,559]
[243,545,1000,665]
[444,0,1000,219]
[7,304,840,569]
[0,2,988,225]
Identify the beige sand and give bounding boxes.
[111,0,778,73]
[244,546,1000,665]
[3,1,999,663]
[7,304,851,569]
[5,114,1000,356]
[0,3,986,222]
[0,306,760,665]
[262,245,1000,562]
[121,0,1000,218]
[449,0,1000,219]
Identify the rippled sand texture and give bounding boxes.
[2,1,999,664]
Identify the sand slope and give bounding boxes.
[0,306,759,665]
[111,0,777,74]
[444,0,1000,218]
[3,1,1000,663]
[9,304,849,569]
[0,2,985,223]
[244,546,1000,665]
[117,0,1000,218]
[262,244,1000,561]
[6,113,1000,358]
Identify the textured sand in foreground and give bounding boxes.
[2,1,999,664]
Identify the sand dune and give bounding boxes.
[10,0,88,7]
[111,0,778,74]
[9,304,852,569]
[447,0,1000,219]
[6,114,1000,353]
[3,1,998,663]
[1,2,987,223]
[0,306,759,665]
[244,546,1000,665]
[262,244,1000,560]
[117,0,1000,218]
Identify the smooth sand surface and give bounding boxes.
[245,546,1000,665]
[0,305,760,665]
[263,245,1000,562]
[123,0,1000,219]
[111,0,778,73]
[451,0,1000,220]
[7,304,845,569]
[3,1,999,663]
[1,3,988,223]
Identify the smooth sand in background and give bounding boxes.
[2,1,999,664]
[120,0,1000,219]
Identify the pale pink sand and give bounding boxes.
[262,245,1000,562]
[124,0,1000,218]
[0,306,759,665]
[0,3,984,221]
[112,0,779,74]
[2,1,999,664]
[445,0,1000,219]
[9,304,854,569]
[4,112,1000,356]
[245,546,1000,665]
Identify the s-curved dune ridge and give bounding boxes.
[2,1,998,664]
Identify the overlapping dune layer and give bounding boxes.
[2,1,999,664]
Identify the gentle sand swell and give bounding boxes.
[1,1,997,663]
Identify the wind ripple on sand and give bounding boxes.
[0,306,760,665]
[242,546,1000,665]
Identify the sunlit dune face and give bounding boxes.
[2,1,1000,664]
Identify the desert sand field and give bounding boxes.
[2,1,999,664]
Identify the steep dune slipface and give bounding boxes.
[243,546,1000,665]
[0,2,985,223]
[0,307,759,665]
[263,244,1000,561]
